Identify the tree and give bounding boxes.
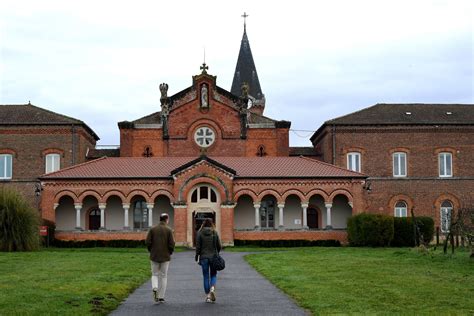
[0,187,40,251]
[443,203,474,258]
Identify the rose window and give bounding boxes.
[194,126,215,148]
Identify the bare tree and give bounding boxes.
[444,204,474,258]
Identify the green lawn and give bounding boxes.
[0,248,152,315]
[245,247,474,315]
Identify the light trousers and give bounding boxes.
[150,260,170,299]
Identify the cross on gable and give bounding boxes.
[143,146,153,157]
[200,62,208,74]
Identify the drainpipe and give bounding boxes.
[332,124,336,165]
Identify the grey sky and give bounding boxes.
[1,0,473,146]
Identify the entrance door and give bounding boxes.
[89,209,101,230]
[307,207,319,229]
[260,199,275,228]
[193,211,216,246]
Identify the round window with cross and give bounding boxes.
[194,126,215,148]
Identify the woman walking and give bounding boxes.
[195,218,222,303]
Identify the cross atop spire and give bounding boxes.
[241,12,248,32]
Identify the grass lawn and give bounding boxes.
[245,247,474,315]
[0,248,154,315]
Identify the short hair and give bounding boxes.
[160,213,169,222]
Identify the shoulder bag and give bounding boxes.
[210,231,225,271]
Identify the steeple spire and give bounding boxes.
[231,12,265,114]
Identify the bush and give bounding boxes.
[392,217,435,247]
[0,187,40,251]
[233,239,341,247]
[347,213,394,247]
[52,239,146,248]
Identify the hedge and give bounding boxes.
[347,213,394,247]
[52,239,146,248]
[392,217,434,247]
[233,239,341,247]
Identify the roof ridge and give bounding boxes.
[325,103,381,124]
[40,156,107,178]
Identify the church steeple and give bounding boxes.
[231,13,265,114]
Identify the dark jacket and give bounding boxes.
[196,227,221,260]
[146,221,175,263]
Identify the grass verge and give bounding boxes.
[0,248,151,315]
[245,247,474,315]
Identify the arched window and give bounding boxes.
[133,199,149,229]
[190,186,218,203]
[394,201,408,217]
[440,200,453,233]
[257,145,266,157]
[45,153,60,173]
[0,154,13,179]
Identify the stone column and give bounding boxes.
[99,203,106,230]
[253,203,261,229]
[147,203,154,228]
[74,203,82,230]
[278,203,285,229]
[123,203,130,230]
[301,203,309,229]
[325,203,333,229]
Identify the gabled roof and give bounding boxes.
[311,103,474,142]
[40,156,365,179]
[230,28,263,99]
[170,156,237,176]
[86,148,120,160]
[0,103,99,140]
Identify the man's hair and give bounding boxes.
[160,213,169,222]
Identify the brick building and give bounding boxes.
[0,103,98,207]
[310,103,474,233]
[36,26,366,246]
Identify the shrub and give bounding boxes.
[52,239,146,248]
[392,217,435,247]
[347,213,394,247]
[0,187,40,251]
[392,217,415,247]
[233,239,341,247]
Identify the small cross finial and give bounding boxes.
[241,12,248,32]
[200,62,208,74]
[28,100,31,105]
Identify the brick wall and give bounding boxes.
[313,125,474,224]
[0,125,96,208]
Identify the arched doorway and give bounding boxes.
[187,184,220,246]
[307,207,319,229]
[88,208,101,230]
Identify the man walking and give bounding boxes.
[145,213,175,303]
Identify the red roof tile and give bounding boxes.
[40,156,365,179]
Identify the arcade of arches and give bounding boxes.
[41,157,365,246]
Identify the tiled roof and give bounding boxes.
[40,156,365,179]
[0,103,99,140]
[86,148,120,160]
[326,103,474,125]
[289,147,320,157]
[131,111,162,124]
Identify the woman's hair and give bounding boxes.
[200,218,215,230]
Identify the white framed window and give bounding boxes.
[439,152,452,177]
[45,154,60,173]
[393,152,407,177]
[394,201,408,217]
[0,154,13,179]
[190,186,218,203]
[440,200,453,233]
[347,152,361,172]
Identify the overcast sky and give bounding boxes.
[1,0,473,147]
